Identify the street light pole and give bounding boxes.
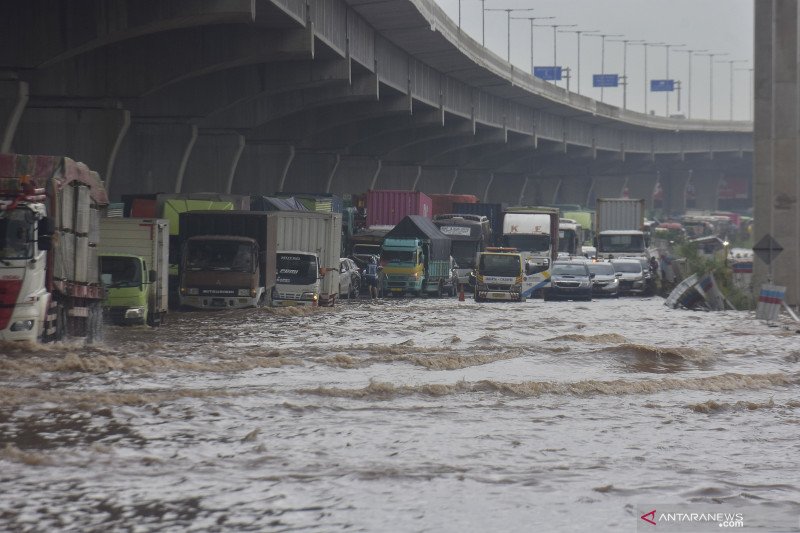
[608,39,644,110]
[717,59,747,121]
[513,16,555,75]
[560,29,601,95]
[674,49,706,118]
[486,8,534,62]
[633,42,664,114]
[697,52,728,119]
[532,23,576,86]
[586,33,622,102]
[736,66,754,121]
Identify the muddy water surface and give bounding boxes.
[1,297,799,531]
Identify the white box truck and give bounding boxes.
[272,211,342,307]
[594,198,648,259]
[99,218,169,326]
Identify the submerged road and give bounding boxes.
[1,297,799,531]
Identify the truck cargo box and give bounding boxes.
[429,194,478,216]
[366,190,432,227]
[595,198,645,232]
[451,202,506,245]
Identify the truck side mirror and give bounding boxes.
[39,217,54,236]
[149,270,157,283]
[38,235,52,251]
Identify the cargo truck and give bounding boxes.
[0,154,107,342]
[452,202,506,246]
[594,198,647,259]
[270,211,342,307]
[473,249,529,302]
[381,215,452,297]
[99,218,169,326]
[501,207,559,297]
[558,219,583,257]
[366,190,432,227]
[433,214,490,286]
[178,211,277,309]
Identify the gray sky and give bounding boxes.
[433,0,753,120]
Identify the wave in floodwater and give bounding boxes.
[0,385,237,408]
[545,333,629,344]
[600,343,714,362]
[690,398,800,413]
[297,373,796,400]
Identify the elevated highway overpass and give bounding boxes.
[0,0,752,213]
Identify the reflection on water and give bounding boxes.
[1,297,799,531]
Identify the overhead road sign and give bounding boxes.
[533,66,562,81]
[650,79,675,92]
[592,74,619,88]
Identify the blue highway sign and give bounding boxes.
[533,66,562,81]
[650,79,675,92]
[592,74,619,88]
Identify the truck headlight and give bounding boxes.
[125,307,145,319]
[237,288,250,297]
[10,320,34,331]
[302,292,319,301]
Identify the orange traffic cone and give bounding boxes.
[458,284,465,302]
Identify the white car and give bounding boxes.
[610,258,647,295]
[338,258,361,299]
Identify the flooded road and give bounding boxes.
[1,297,799,531]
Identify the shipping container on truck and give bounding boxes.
[366,190,432,227]
[270,211,342,307]
[278,193,343,213]
[178,211,278,309]
[594,198,648,259]
[428,194,478,217]
[99,218,169,326]
[0,154,107,342]
[451,202,507,246]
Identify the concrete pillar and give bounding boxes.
[377,164,422,190]
[13,106,130,185]
[416,167,456,194]
[0,77,28,153]
[450,169,491,199]
[325,156,382,195]
[559,177,593,206]
[486,173,526,204]
[626,173,659,211]
[753,0,800,305]
[592,176,628,200]
[527,177,561,206]
[232,143,292,196]
[693,170,724,211]
[283,152,339,192]
[181,131,245,193]
[113,122,197,199]
[661,170,691,215]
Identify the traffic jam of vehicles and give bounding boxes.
[2,152,741,344]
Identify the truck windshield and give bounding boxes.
[0,210,34,260]
[558,230,578,253]
[353,244,380,256]
[479,254,521,276]
[598,234,645,252]
[276,254,318,285]
[100,256,142,288]
[451,241,478,268]
[186,240,255,272]
[502,234,550,252]
[382,250,415,263]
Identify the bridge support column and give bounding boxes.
[626,173,659,211]
[528,177,560,206]
[232,143,292,196]
[591,176,628,201]
[485,173,526,204]
[559,177,593,206]
[692,170,723,211]
[13,105,130,187]
[416,167,457,194]
[754,0,800,305]
[0,77,28,153]
[661,170,691,215]
[181,131,245,193]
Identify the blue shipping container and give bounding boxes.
[452,202,507,246]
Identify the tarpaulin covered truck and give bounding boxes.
[0,154,107,342]
[178,211,277,309]
[382,215,451,297]
[99,218,169,326]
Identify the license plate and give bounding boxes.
[211,298,226,307]
[488,292,508,299]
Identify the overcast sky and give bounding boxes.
[433,0,753,121]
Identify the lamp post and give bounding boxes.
[485,8,534,62]
[532,23,576,86]
[586,33,622,102]
[512,15,556,75]
[717,59,748,121]
[736,66,754,121]
[673,49,706,118]
[560,29,601,95]
[608,38,644,110]
[697,52,728,119]
[633,42,664,114]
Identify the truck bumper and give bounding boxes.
[179,295,259,309]
[475,288,520,301]
[0,304,41,342]
[103,306,146,326]
[386,278,423,293]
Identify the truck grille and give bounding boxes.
[555,281,580,288]
[487,284,510,290]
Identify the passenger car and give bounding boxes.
[587,261,620,297]
[544,260,593,301]
[610,258,646,295]
[338,257,361,298]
